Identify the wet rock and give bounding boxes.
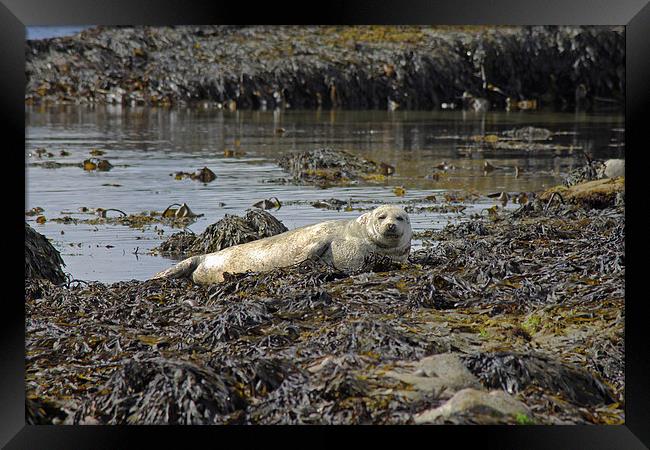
[25,223,66,284]
[155,208,287,257]
[252,197,281,210]
[310,198,349,210]
[414,388,531,424]
[459,139,580,157]
[193,166,216,182]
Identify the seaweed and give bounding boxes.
[463,352,615,406]
[25,185,625,425]
[25,223,66,284]
[276,147,384,186]
[154,209,287,257]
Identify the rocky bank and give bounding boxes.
[26,25,624,111]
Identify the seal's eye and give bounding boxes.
[396,216,404,221]
[377,214,387,220]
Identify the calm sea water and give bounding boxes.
[26,26,93,40]
[25,106,624,283]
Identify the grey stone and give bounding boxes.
[414,388,531,424]
[386,353,482,399]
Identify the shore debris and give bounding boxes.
[83,158,113,172]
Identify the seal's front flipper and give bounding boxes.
[302,241,332,265]
[152,255,202,280]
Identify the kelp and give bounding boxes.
[275,147,388,186]
[25,223,66,284]
[26,185,624,425]
[154,209,288,257]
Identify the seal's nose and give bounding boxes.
[387,223,397,232]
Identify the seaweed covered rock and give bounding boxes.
[414,198,624,312]
[277,147,383,186]
[73,358,247,424]
[502,126,552,141]
[543,177,624,209]
[463,352,614,406]
[26,26,624,111]
[564,160,605,187]
[155,208,287,257]
[25,223,66,284]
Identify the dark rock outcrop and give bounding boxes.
[26,25,624,111]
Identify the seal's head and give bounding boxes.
[357,205,412,249]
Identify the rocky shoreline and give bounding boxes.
[26,25,624,111]
[25,180,625,425]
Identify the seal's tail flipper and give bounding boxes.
[152,255,202,280]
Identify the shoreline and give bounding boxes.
[25,180,625,425]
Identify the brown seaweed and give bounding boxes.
[25,223,66,284]
[154,209,287,257]
[25,185,625,425]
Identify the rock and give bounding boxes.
[386,353,482,399]
[25,223,66,284]
[603,159,624,178]
[414,388,531,424]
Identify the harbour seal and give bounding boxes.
[152,205,412,285]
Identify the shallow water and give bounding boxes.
[25,106,624,282]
